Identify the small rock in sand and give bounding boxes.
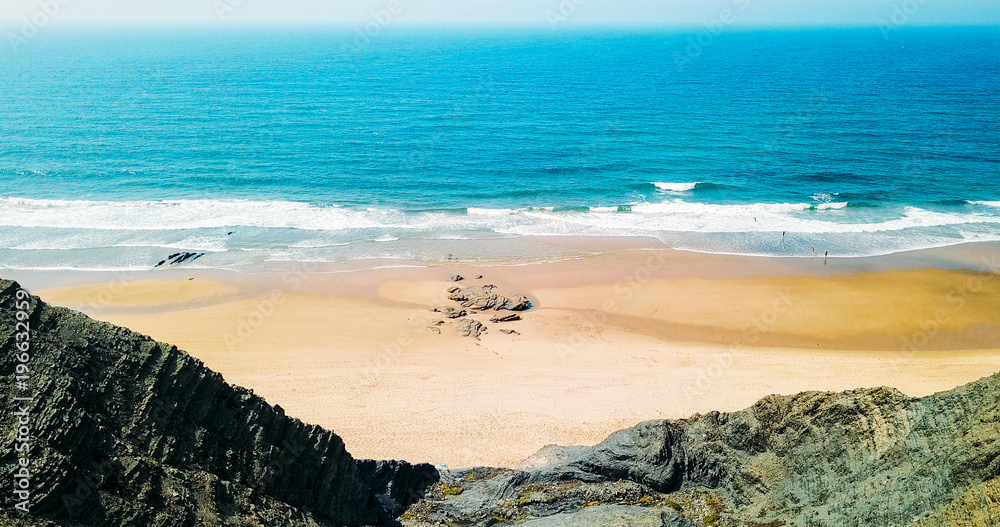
[456,319,486,339]
[444,308,467,319]
[450,274,464,282]
[499,329,520,335]
[490,313,521,323]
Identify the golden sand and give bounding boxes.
[31,248,1000,468]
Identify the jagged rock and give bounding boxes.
[448,285,532,312]
[490,313,521,323]
[403,373,1000,526]
[446,286,461,294]
[443,308,467,319]
[0,279,436,527]
[500,295,531,311]
[448,284,501,310]
[450,275,464,282]
[499,329,520,335]
[520,505,690,526]
[917,476,1000,526]
[455,319,486,339]
[356,460,440,517]
[155,252,205,268]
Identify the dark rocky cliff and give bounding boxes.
[0,279,438,527]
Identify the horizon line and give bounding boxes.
[3,21,999,29]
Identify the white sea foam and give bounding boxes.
[970,201,1000,208]
[2,197,999,237]
[3,196,1000,265]
[287,241,351,248]
[631,200,812,214]
[811,192,840,202]
[0,197,396,231]
[467,207,517,216]
[653,182,699,192]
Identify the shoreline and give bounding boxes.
[10,240,1000,468]
[7,236,1000,288]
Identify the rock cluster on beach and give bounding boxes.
[430,275,532,339]
[0,279,437,527]
[447,284,531,312]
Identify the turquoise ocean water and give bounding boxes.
[1,27,998,270]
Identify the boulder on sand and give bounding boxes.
[448,285,532,311]
[444,307,467,319]
[456,319,486,339]
[500,294,531,311]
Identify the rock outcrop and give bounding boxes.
[404,375,1000,526]
[447,285,531,312]
[0,279,437,527]
[154,252,205,268]
[434,279,532,339]
[489,313,520,323]
[443,308,467,319]
[455,319,486,339]
[356,460,440,517]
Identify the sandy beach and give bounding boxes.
[16,240,1000,468]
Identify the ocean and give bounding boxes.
[1,27,998,271]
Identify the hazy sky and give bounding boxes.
[2,0,999,27]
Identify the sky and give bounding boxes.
[1,0,999,27]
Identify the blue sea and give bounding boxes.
[1,27,998,271]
